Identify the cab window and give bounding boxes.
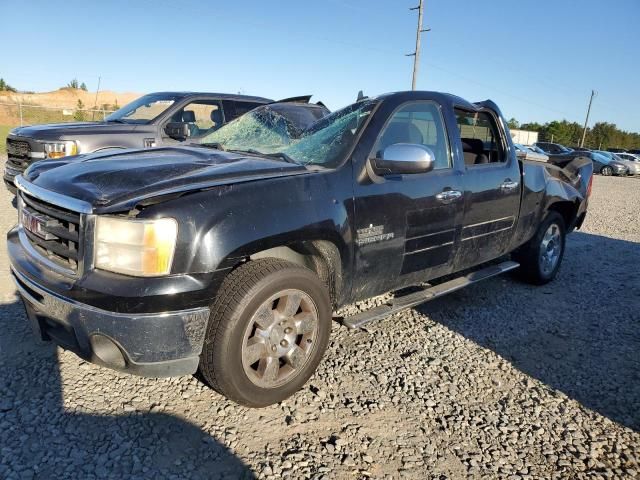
[169,100,224,138]
[455,109,505,165]
[373,101,451,170]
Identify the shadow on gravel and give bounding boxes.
[0,300,256,479]
[417,231,640,432]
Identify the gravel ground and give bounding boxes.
[0,158,638,479]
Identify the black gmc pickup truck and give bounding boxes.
[8,91,592,407]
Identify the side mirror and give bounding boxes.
[164,122,190,140]
[371,143,435,175]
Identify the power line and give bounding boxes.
[424,62,574,118]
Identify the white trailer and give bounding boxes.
[510,129,539,146]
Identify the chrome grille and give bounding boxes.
[7,138,30,158]
[19,191,81,272]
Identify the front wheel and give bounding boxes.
[199,259,332,407]
[513,212,566,285]
[601,166,613,176]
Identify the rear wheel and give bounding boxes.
[199,259,332,407]
[513,212,566,285]
[601,166,613,176]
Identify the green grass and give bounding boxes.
[0,125,12,154]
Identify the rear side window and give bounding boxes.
[222,101,265,122]
[373,101,451,170]
[455,109,505,166]
[234,101,265,117]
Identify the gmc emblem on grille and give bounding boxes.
[21,208,55,241]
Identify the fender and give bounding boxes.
[139,167,355,301]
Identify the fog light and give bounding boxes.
[90,334,126,368]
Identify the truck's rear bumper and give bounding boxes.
[12,267,210,377]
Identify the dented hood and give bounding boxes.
[22,146,308,211]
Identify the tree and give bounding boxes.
[80,82,88,91]
[540,120,583,146]
[74,99,86,121]
[507,118,519,130]
[509,119,639,149]
[67,78,79,89]
[0,78,17,92]
[589,122,617,150]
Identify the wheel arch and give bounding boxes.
[228,239,346,309]
[547,200,580,232]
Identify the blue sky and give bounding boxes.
[1,0,639,131]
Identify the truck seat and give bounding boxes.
[182,110,200,137]
[377,122,423,156]
[462,138,489,165]
[210,109,224,129]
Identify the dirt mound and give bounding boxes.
[0,88,141,109]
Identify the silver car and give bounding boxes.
[616,152,640,164]
[596,151,640,176]
[514,143,549,162]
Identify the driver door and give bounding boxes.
[352,100,464,300]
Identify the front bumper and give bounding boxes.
[4,166,21,193]
[12,266,210,377]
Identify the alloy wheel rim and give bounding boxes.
[539,223,562,276]
[602,167,612,176]
[241,289,319,388]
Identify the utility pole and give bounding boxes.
[406,0,429,90]
[92,76,101,121]
[580,90,596,148]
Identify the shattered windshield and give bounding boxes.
[282,100,377,166]
[201,105,301,152]
[201,100,378,167]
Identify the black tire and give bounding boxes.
[512,211,566,285]
[199,258,332,407]
[601,166,613,176]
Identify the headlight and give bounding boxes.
[44,141,78,159]
[94,217,178,277]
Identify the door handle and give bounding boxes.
[436,190,462,204]
[500,180,519,191]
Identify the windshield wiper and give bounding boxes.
[264,152,297,164]
[105,118,127,123]
[198,142,226,151]
[229,149,297,164]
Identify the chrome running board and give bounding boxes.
[341,260,520,329]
